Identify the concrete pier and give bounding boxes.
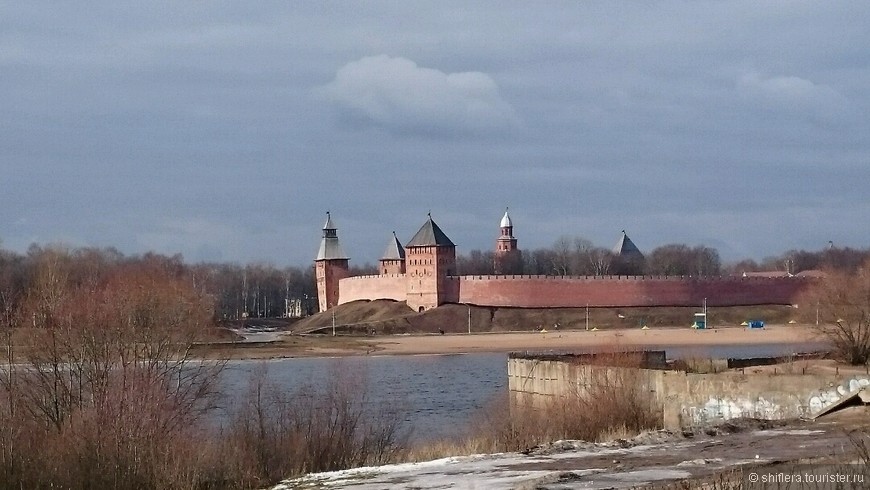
[508,353,870,429]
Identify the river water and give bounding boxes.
[219,342,828,443]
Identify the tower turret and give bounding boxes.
[494,208,522,274]
[379,231,406,275]
[314,212,349,311]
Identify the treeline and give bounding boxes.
[457,235,870,277]
[0,244,371,322]
[1,240,868,323]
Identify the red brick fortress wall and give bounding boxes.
[338,274,407,305]
[455,275,813,308]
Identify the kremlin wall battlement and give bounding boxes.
[315,212,815,312]
[335,273,811,309]
[444,274,809,308]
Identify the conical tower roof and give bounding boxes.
[612,230,643,257]
[322,212,336,230]
[406,215,455,247]
[500,208,513,228]
[315,212,349,260]
[381,232,406,260]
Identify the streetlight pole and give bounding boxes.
[467,304,471,334]
[586,303,589,331]
[703,297,708,328]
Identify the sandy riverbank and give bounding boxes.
[362,324,821,356]
[198,324,826,359]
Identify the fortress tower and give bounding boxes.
[494,208,523,274]
[379,231,406,275]
[611,230,645,275]
[314,212,349,311]
[405,214,456,311]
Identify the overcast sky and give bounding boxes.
[2,1,869,267]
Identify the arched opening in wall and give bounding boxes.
[418,306,425,312]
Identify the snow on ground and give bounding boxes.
[269,440,711,489]
[231,326,285,343]
[271,454,555,490]
[269,421,860,489]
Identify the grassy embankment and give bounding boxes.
[290,299,801,335]
[190,300,813,359]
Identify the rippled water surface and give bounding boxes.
[221,352,508,442]
[219,341,828,442]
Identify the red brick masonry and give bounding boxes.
[339,274,813,308]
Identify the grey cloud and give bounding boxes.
[318,55,520,137]
[737,72,850,123]
[2,2,870,267]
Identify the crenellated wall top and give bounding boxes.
[448,274,816,282]
[341,274,407,280]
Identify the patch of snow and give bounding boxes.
[271,423,846,489]
[606,468,693,483]
[271,453,554,490]
[755,429,824,436]
[676,458,723,466]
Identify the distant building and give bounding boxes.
[494,208,522,274]
[285,298,304,318]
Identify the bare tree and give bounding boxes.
[646,244,720,276]
[456,250,495,275]
[588,248,614,276]
[0,253,226,487]
[550,236,573,275]
[803,262,870,365]
[761,246,870,275]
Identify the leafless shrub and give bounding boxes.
[410,355,661,460]
[226,362,408,485]
[848,429,870,464]
[0,255,408,488]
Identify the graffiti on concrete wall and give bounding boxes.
[681,397,783,426]
[808,376,870,416]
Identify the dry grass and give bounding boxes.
[224,363,408,483]
[405,354,662,461]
